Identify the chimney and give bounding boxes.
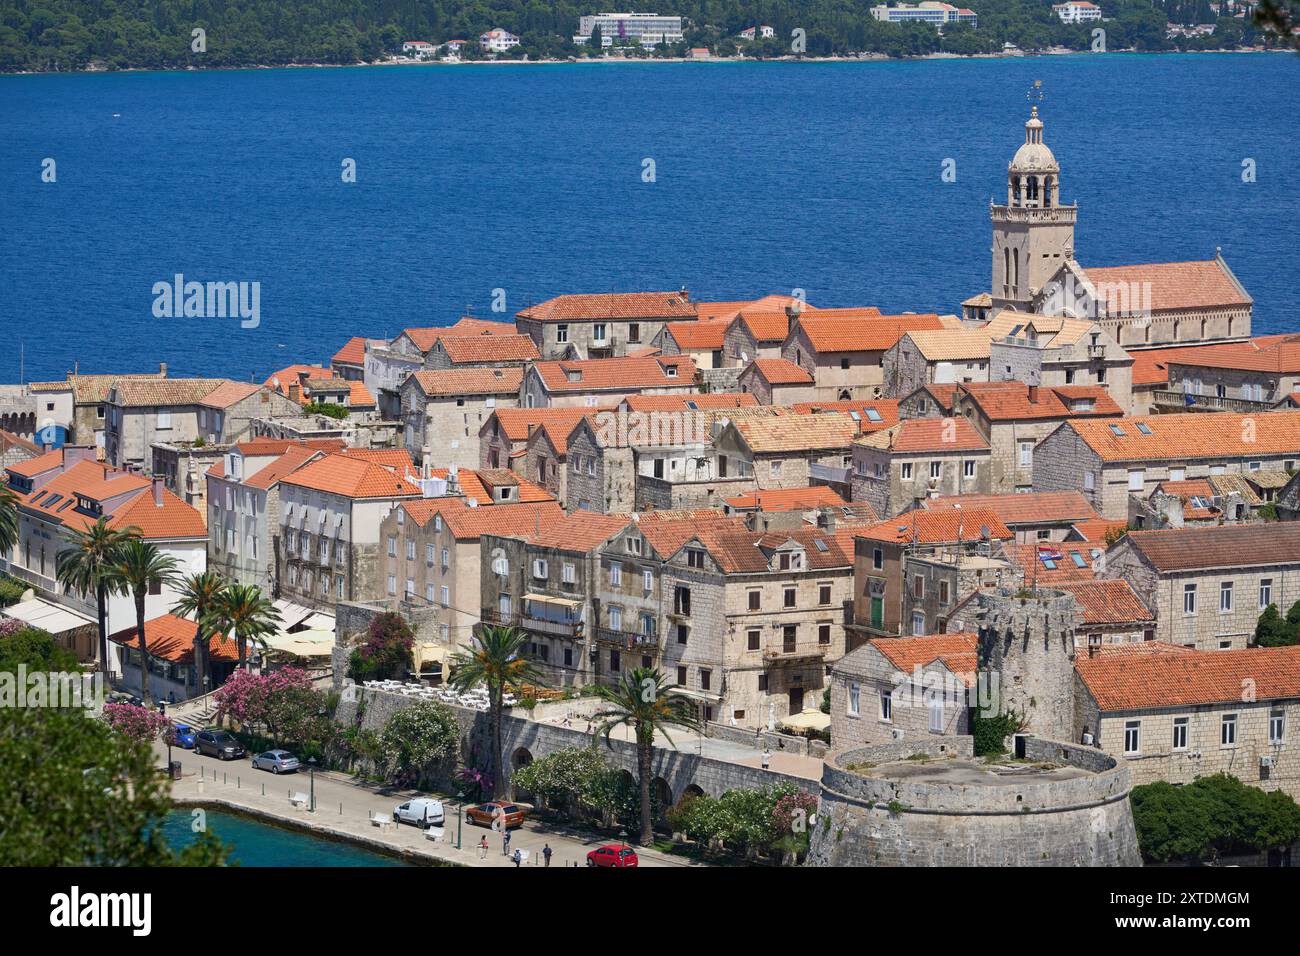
[288,383,301,403]
[1027,384,1038,404]
[159,362,167,377]
[151,476,164,506]
[421,446,432,479]
[1087,643,1098,659]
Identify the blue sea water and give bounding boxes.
[0,53,1296,383]
[163,809,410,866]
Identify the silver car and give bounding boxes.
[251,750,300,774]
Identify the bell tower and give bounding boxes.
[990,104,1077,311]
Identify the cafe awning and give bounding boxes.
[780,708,831,732]
[3,597,95,636]
[263,628,335,659]
[523,593,583,608]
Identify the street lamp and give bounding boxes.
[308,756,317,812]
[456,790,465,849]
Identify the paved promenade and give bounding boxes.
[158,741,703,868]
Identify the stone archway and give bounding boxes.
[678,782,705,805]
[652,777,673,832]
[510,747,535,804]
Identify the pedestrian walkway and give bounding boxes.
[158,742,702,868]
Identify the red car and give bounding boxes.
[587,844,639,868]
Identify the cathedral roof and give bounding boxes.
[1010,107,1059,173]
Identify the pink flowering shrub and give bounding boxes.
[771,790,820,835]
[103,703,169,743]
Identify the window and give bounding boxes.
[848,683,860,717]
[532,558,548,580]
[625,536,642,555]
[939,580,950,605]
[1220,581,1233,612]
[673,586,691,617]
[1173,717,1188,750]
[818,623,831,645]
[1270,709,1285,745]
[562,562,576,584]
[1221,713,1238,747]
[676,623,688,645]
[441,548,449,569]
[426,584,435,602]
[748,590,761,611]
[425,544,435,566]
[686,549,705,569]
[901,463,913,480]
[1127,469,1144,491]
[609,561,622,586]
[747,629,760,651]
[757,673,767,691]
[819,583,832,606]
[700,669,711,691]
[872,548,883,571]
[1124,720,1141,755]
[643,569,653,593]
[498,594,512,617]
[556,324,568,344]
[387,536,396,556]
[1169,466,1185,482]
[492,554,509,576]
[609,605,622,630]
[1183,584,1197,615]
[609,650,620,672]
[156,410,172,430]
[783,586,796,609]
[406,540,415,560]
[880,690,893,722]
[439,586,449,606]
[386,575,397,596]
[592,323,607,342]
[912,575,924,599]
[1019,442,1033,467]
[405,578,414,596]
[928,696,944,733]
[929,461,941,479]
[1260,579,1273,608]
[677,666,688,685]
[1084,472,1095,491]
[963,459,975,479]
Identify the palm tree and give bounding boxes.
[204,583,281,672]
[0,485,18,555]
[169,570,227,697]
[104,539,179,704]
[56,518,139,679]
[448,624,546,800]
[592,667,702,846]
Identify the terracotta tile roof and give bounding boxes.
[1069,518,1129,542]
[348,381,376,407]
[409,367,523,397]
[899,329,992,361]
[1162,333,1300,374]
[732,309,793,343]
[490,407,602,443]
[532,356,696,392]
[855,417,989,454]
[109,613,238,664]
[745,358,813,385]
[856,508,1012,545]
[622,393,758,412]
[441,317,517,337]
[905,383,961,412]
[517,291,695,323]
[243,446,324,490]
[400,499,563,539]
[66,371,168,405]
[724,486,848,512]
[279,453,422,499]
[924,491,1097,526]
[263,365,329,397]
[1064,410,1300,462]
[198,381,262,409]
[731,412,859,453]
[790,400,899,434]
[691,524,860,573]
[1122,524,1300,572]
[634,512,746,557]
[797,313,940,353]
[663,321,729,350]
[108,486,208,539]
[959,383,1123,421]
[232,438,346,457]
[6,448,65,478]
[340,448,415,469]
[1076,644,1300,711]
[400,328,449,352]
[1055,579,1152,626]
[1004,542,1101,581]
[695,294,812,323]
[1080,259,1251,313]
[0,430,41,457]
[487,510,631,551]
[109,378,227,407]
[439,333,540,364]
[869,633,978,684]
[426,467,555,505]
[331,336,367,367]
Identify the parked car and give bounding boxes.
[393,797,445,829]
[587,844,639,868]
[194,730,246,760]
[464,801,526,829]
[108,691,144,707]
[170,724,197,748]
[251,750,300,774]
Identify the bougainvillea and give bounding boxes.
[102,703,169,743]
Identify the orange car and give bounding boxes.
[464,801,526,829]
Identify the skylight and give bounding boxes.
[1070,551,1087,568]
[1108,424,1126,437]
[865,409,883,422]
[1136,423,1153,435]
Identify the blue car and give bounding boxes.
[171,724,197,749]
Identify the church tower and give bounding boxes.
[990,107,1077,311]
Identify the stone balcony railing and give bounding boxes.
[762,643,829,663]
[594,627,660,652]
[1152,390,1274,414]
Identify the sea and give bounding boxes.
[0,53,1296,383]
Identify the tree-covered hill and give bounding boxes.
[0,0,1279,72]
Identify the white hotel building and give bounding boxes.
[574,13,685,47]
[870,2,979,27]
[479,29,520,53]
[1052,1,1103,22]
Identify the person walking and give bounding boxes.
[543,843,552,868]
[502,828,512,857]
[512,847,522,868]
[761,747,771,770]
[477,835,488,860]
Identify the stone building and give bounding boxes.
[713,411,858,492]
[850,417,990,519]
[920,490,1099,544]
[520,355,696,409]
[1031,409,1300,520]
[779,311,942,402]
[881,329,992,399]
[478,407,597,474]
[0,429,41,470]
[946,577,1155,649]
[423,331,539,370]
[722,309,793,368]
[983,312,1134,413]
[1157,332,1300,415]
[735,358,817,406]
[399,367,522,472]
[515,291,697,361]
[378,498,563,652]
[653,320,729,369]
[102,378,223,471]
[1075,642,1300,802]
[897,383,960,420]
[950,382,1123,493]
[276,453,426,611]
[1101,524,1300,650]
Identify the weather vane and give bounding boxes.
[1026,79,1044,104]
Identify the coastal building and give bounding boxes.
[723,309,797,368]
[519,355,696,408]
[515,291,697,360]
[713,412,860,492]
[479,29,520,53]
[1052,1,1103,22]
[478,406,597,473]
[401,40,435,56]
[1155,333,1300,415]
[780,312,946,401]
[399,367,523,471]
[1031,410,1300,519]
[870,3,978,26]
[983,312,1135,412]
[1101,524,1300,650]
[921,490,1100,544]
[850,417,991,518]
[574,13,685,47]
[329,337,371,381]
[881,329,992,398]
[739,25,776,39]
[736,358,816,405]
[109,612,239,702]
[424,331,539,370]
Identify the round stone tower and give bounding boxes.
[977,587,1079,743]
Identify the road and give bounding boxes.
[157,740,703,868]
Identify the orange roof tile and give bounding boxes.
[400,499,564,539]
[532,356,696,392]
[279,454,422,499]
[924,491,1097,526]
[409,367,523,397]
[331,336,367,367]
[870,633,979,683]
[1081,259,1251,313]
[1004,542,1100,581]
[663,321,729,350]
[724,486,848,512]
[856,508,1013,545]
[1076,644,1300,711]
[730,412,859,453]
[243,447,325,490]
[517,291,695,323]
[959,383,1123,421]
[1121,524,1300,572]
[1069,518,1128,543]
[856,417,989,454]
[6,448,65,478]
[263,365,329,397]
[439,333,540,364]
[1064,410,1300,462]
[489,407,604,443]
[198,381,263,409]
[732,309,793,344]
[797,313,940,353]
[485,510,631,551]
[622,393,758,412]
[690,524,861,573]
[426,467,555,505]
[109,613,238,664]
[790,400,898,434]
[1055,579,1152,626]
[745,358,813,385]
[108,486,208,539]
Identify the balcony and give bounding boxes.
[989,204,1077,225]
[1087,344,1106,359]
[809,462,852,485]
[521,593,583,639]
[594,627,660,653]
[1153,390,1274,414]
[763,643,830,664]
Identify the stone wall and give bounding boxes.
[700,367,743,393]
[978,588,1079,741]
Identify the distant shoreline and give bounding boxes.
[2,46,1283,77]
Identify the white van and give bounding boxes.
[393,798,445,829]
